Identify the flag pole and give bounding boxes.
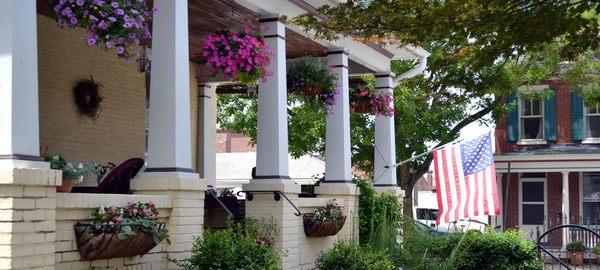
[502,161,511,232]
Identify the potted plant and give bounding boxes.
[303,200,346,237]
[567,240,586,266]
[350,88,394,116]
[50,0,157,59]
[195,28,273,87]
[93,161,117,184]
[44,155,91,192]
[287,56,339,113]
[74,201,169,260]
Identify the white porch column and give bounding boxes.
[254,17,289,182]
[323,49,353,184]
[197,84,216,188]
[0,0,47,169]
[373,73,397,187]
[495,172,504,231]
[142,0,196,177]
[562,171,570,249]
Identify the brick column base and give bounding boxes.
[315,184,361,242]
[242,182,301,270]
[0,168,61,270]
[131,177,206,270]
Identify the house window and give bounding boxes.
[586,103,600,139]
[582,172,600,225]
[519,96,544,140]
[521,181,545,225]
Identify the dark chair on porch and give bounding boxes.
[96,158,145,194]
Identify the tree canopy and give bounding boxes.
[218,0,599,217]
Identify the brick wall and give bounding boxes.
[37,15,201,172]
[495,80,575,153]
[216,131,255,153]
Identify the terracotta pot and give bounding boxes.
[302,85,323,96]
[57,178,76,193]
[352,102,370,114]
[569,251,584,266]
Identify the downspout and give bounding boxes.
[393,54,428,84]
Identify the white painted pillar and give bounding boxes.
[322,50,353,184]
[373,73,397,187]
[562,171,570,249]
[143,0,196,178]
[0,1,47,169]
[495,172,503,231]
[254,16,290,182]
[197,84,217,187]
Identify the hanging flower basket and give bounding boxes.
[287,56,339,114]
[50,0,157,60]
[74,222,164,260]
[303,214,346,237]
[350,88,394,116]
[74,201,170,260]
[195,29,273,87]
[303,200,346,237]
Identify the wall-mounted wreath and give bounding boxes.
[73,77,104,121]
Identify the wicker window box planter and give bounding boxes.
[303,214,346,237]
[74,222,165,260]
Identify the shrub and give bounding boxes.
[355,178,402,246]
[181,220,279,270]
[399,230,543,270]
[316,241,395,270]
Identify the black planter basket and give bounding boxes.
[74,222,165,260]
[303,214,346,237]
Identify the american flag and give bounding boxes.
[433,132,499,225]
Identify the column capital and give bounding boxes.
[561,171,570,177]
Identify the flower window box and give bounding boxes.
[303,200,346,237]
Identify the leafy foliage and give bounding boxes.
[567,241,586,252]
[316,241,396,270]
[398,230,543,270]
[43,154,92,182]
[181,220,280,270]
[287,56,339,114]
[313,199,345,221]
[355,178,402,247]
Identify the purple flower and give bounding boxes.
[116,47,125,54]
[115,9,124,15]
[76,0,85,6]
[152,7,159,14]
[99,21,108,30]
[108,17,117,22]
[110,2,119,8]
[69,17,78,25]
[128,32,136,39]
[87,38,97,46]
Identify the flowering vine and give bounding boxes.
[50,0,157,60]
[195,29,273,87]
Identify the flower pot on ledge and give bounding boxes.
[57,178,77,193]
[303,214,346,237]
[569,251,584,266]
[74,223,165,260]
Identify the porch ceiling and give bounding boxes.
[37,0,328,59]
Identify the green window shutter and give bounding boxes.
[544,89,556,141]
[572,91,584,141]
[506,91,519,142]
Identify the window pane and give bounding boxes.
[531,99,542,115]
[522,204,544,225]
[587,116,600,138]
[521,98,531,116]
[582,173,600,225]
[522,118,542,139]
[523,181,544,202]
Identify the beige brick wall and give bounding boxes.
[37,15,201,172]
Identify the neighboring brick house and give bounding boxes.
[494,80,600,248]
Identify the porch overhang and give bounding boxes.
[494,154,600,173]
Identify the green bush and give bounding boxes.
[316,241,395,270]
[399,230,543,270]
[355,178,402,246]
[181,221,280,270]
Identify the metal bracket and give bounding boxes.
[237,190,302,216]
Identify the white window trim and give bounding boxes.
[578,172,600,225]
[518,175,547,228]
[517,94,546,145]
[583,102,600,144]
